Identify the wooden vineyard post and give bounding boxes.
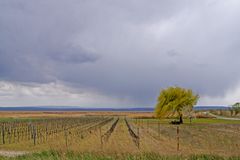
[33,125,36,146]
[25,126,27,140]
[137,127,140,137]
[26,126,28,140]
[28,123,31,141]
[38,127,41,144]
[2,124,5,144]
[158,120,160,139]
[147,120,149,133]
[20,126,24,140]
[45,125,48,142]
[64,128,68,148]
[13,128,16,143]
[22,126,24,141]
[40,127,43,144]
[17,128,20,143]
[99,126,103,149]
[137,126,140,149]
[39,128,42,143]
[177,126,179,152]
[36,126,38,144]
[8,127,11,144]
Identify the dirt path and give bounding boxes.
[102,118,178,154]
[207,112,240,120]
[0,150,28,157]
[103,118,139,154]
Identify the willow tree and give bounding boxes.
[155,86,199,124]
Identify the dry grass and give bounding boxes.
[138,120,240,156]
[0,111,153,119]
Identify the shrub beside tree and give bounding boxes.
[155,86,199,124]
[232,102,240,116]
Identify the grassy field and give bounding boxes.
[0,112,240,159]
[138,117,240,124]
[1,150,240,160]
[139,120,240,156]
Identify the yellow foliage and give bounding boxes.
[155,86,199,119]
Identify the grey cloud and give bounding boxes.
[166,50,180,57]
[48,47,100,64]
[1,0,240,106]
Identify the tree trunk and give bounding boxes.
[179,114,183,124]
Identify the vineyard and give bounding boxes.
[0,115,240,157]
[0,116,116,150]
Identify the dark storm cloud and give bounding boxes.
[48,47,99,64]
[166,50,180,57]
[1,0,240,106]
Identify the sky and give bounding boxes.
[0,0,240,107]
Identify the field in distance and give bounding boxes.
[0,111,240,160]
